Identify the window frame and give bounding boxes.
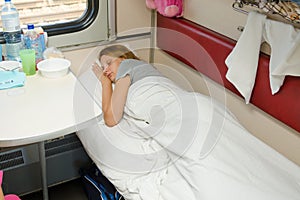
[44,0,108,48]
[0,0,108,48]
[43,0,99,37]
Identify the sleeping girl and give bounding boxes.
[84,44,300,200]
[92,44,163,127]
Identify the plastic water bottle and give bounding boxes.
[23,24,44,64]
[1,0,22,61]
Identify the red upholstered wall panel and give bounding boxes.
[156,14,300,133]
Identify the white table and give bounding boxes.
[0,71,101,199]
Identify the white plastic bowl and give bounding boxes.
[37,58,71,78]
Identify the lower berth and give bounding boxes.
[77,71,300,200]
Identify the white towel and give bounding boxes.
[225,12,266,104]
[264,20,300,94]
[225,11,300,103]
[270,25,300,81]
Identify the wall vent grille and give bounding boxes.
[0,150,25,170]
[45,134,83,157]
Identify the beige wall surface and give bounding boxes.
[184,0,246,41]
[116,0,152,37]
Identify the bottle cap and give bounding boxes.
[27,24,35,30]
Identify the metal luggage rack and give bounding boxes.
[233,0,300,26]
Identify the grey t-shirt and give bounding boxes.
[115,59,163,84]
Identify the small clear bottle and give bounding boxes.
[23,24,44,64]
[1,0,22,61]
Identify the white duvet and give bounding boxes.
[77,75,300,200]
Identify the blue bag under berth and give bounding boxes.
[79,164,125,200]
[0,71,26,90]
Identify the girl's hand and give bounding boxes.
[92,62,111,85]
[92,62,103,80]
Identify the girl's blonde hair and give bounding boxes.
[99,45,140,60]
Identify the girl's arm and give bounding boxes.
[92,63,130,126]
[102,76,130,127]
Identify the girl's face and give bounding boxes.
[100,55,124,82]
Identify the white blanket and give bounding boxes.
[77,76,300,200]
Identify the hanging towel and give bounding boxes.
[272,32,300,76]
[263,19,300,94]
[225,11,300,103]
[225,11,267,104]
[269,25,300,90]
[0,71,26,90]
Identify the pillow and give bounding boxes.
[77,67,102,108]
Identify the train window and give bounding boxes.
[1,0,108,48]
[14,0,87,28]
